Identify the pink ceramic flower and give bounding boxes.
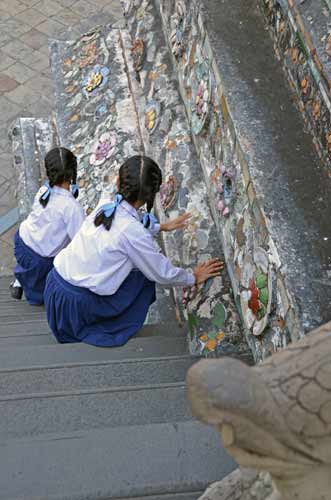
[89,132,116,166]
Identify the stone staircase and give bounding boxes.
[0,276,236,499]
[3,0,331,498]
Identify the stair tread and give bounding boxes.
[0,336,189,370]
[0,356,195,395]
[204,0,331,327]
[0,421,236,499]
[0,383,192,440]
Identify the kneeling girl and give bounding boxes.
[11,147,85,305]
[44,155,222,346]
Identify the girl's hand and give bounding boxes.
[160,213,191,232]
[193,259,224,285]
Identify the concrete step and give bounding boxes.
[0,322,184,346]
[113,493,203,500]
[0,355,195,396]
[0,278,183,346]
[0,333,57,347]
[0,337,188,370]
[0,382,191,440]
[0,421,236,499]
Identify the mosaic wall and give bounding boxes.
[149,0,301,361]
[260,0,331,174]
[123,1,249,359]
[50,27,142,214]
[49,19,250,359]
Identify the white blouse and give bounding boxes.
[55,199,195,295]
[19,186,85,258]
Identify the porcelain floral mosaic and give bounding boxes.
[124,0,248,358]
[50,27,141,214]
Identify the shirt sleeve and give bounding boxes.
[147,223,160,237]
[123,226,195,287]
[64,202,85,241]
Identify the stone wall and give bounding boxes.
[260,0,331,173]
[155,0,301,361]
[124,1,250,360]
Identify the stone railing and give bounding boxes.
[188,321,331,500]
[259,0,331,173]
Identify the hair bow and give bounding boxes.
[142,212,158,229]
[71,183,79,197]
[99,194,123,218]
[41,182,53,201]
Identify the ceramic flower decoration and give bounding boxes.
[216,166,236,217]
[132,39,145,72]
[240,248,272,336]
[170,1,186,59]
[83,65,110,97]
[89,132,116,166]
[79,42,98,69]
[95,103,108,120]
[199,331,225,353]
[195,80,209,118]
[160,175,177,211]
[182,285,199,307]
[145,100,160,134]
[191,62,211,135]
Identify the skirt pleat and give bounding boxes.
[44,268,156,347]
[14,231,54,305]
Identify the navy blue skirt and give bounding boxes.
[44,268,156,347]
[14,231,54,305]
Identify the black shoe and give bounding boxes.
[10,282,23,300]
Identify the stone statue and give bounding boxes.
[187,322,331,500]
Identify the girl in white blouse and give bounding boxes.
[44,155,223,347]
[11,147,85,305]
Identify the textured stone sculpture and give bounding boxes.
[198,469,275,500]
[188,322,331,500]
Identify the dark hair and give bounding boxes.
[39,147,78,207]
[95,155,162,230]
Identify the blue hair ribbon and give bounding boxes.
[98,194,123,218]
[71,183,79,197]
[41,182,53,201]
[142,212,158,230]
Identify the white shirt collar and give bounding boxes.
[119,200,140,222]
[51,186,72,198]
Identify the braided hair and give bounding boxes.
[94,155,162,230]
[39,147,78,207]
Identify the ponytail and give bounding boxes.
[39,147,78,207]
[95,155,162,230]
[94,194,123,231]
[39,183,53,208]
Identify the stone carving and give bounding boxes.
[198,469,274,500]
[188,322,331,500]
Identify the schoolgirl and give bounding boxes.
[44,155,222,347]
[11,147,85,305]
